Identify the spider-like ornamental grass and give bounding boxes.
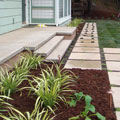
[0,97,54,120]
[28,63,76,112]
[0,95,12,112]
[0,65,29,96]
[0,95,13,119]
[21,50,44,69]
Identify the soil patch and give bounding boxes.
[6,64,116,120]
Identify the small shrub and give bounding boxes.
[0,67,28,96]
[68,18,84,27]
[21,50,44,69]
[0,95,12,117]
[0,97,54,120]
[28,64,75,111]
[68,92,106,120]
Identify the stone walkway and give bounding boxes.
[65,23,120,119]
[104,48,120,120]
[64,22,102,70]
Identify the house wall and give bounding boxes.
[0,0,22,35]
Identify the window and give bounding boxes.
[64,0,67,17]
[68,0,70,15]
[59,0,63,18]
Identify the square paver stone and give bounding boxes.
[105,54,120,61]
[77,39,98,43]
[108,72,120,85]
[75,43,99,47]
[64,60,101,70]
[69,53,101,60]
[106,61,120,71]
[116,112,120,120]
[104,48,120,54]
[72,47,100,53]
[111,87,120,108]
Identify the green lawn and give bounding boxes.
[85,20,120,48]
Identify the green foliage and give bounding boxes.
[68,92,106,120]
[86,20,120,48]
[21,50,44,69]
[0,97,54,120]
[0,67,28,96]
[68,18,84,27]
[28,63,75,112]
[0,95,13,119]
[0,50,44,96]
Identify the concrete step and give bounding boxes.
[34,36,64,56]
[46,40,72,61]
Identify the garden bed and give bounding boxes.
[7,64,116,120]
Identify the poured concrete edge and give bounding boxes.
[25,33,56,50]
[56,27,77,35]
[46,40,72,62]
[0,47,24,65]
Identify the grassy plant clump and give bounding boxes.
[0,97,54,120]
[68,18,84,27]
[68,92,106,120]
[21,50,44,69]
[28,63,75,112]
[0,95,13,119]
[0,67,28,96]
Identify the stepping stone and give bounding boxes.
[106,61,120,71]
[104,48,120,54]
[79,36,98,40]
[81,31,98,35]
[111,87,120,108]
[108,72,120,86]
[80,34,98,38]
[46,40,72,61]
[116,112,120,120]
[105,54,120,61]
[77,39,98,43]
[34,36,64,56]
[69,53,101,60]
[64,60,101,70]
[75,43,99,47]
[72,47,100,53]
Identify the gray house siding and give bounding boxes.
[0,0,22,35]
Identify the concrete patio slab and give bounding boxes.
[106,61,120,71]
[34,36,64,56]
[104,48,120,54]
[108,72,120,85]
[46,40,72,61]
[80,34,98,38]
[72,47,100,53]
[105,54,120,61]
[69,53,101,60]
[79,36,98,40]
[64,60,101,70]
[116,112,120,120]
[75,43,99,47]
[77,39,98,43]
[111,87,120,108]
[0,45,24,65]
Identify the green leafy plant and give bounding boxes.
[21,50,44,69]
[0,97,54,120]
[0,95,13,119]
[68,18,84,27]
[68,92,106,120]
[0,67,28,96]
[28,63,75,112]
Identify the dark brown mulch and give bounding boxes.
[6,64,116,120]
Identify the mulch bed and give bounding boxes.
[7,64,116,120]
